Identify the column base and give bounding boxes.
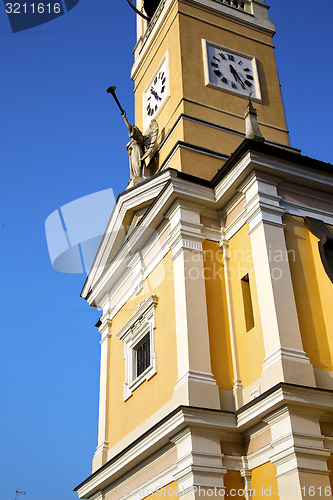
[92,442,109,472]
[173,370,221,409]
[261,348,316,391]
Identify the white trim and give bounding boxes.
[174,369,218,391]
[120,465,177,500]
[281,200,333,226]
[262,347,311,371]
[117,296,159,400]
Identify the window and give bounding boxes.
[135,334,150,377]
[117,295,158,400]
[241,274,255,331]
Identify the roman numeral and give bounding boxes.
[227,54,235,61]
[245,80,253,87]
[244,68,251,72]
[231,82,237,89]
[222,76,228,84]
[161,86,165,93]
[211,62,219,68]
[219,52,226,60]
[214,69,222,77]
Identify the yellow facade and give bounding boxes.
[284,215,333,373]
[223,470,245,498]
[251,462,279,499]
[228,224,265,388]
[203,240,234,391]
[107,251,178,448]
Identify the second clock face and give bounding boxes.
[144,58,169,129]
[204,42,261,100]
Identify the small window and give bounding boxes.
[241,274,255,331]
[135,334,150,377]
[117,295,158,400]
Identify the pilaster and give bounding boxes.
[171,428,226,499]
[240,172,316,391]
[167,201,221,409]
[264,407,331,498]
[92,304,112,472]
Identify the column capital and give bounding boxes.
[167,200,206,260]
[238,171,285,231]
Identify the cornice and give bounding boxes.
[75,385,333,498]
[83,141,333,307]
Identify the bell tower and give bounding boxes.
[132,0,289,180]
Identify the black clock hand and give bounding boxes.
[229,65,246,89]
[230,65,246,88]
[150,88,162,101]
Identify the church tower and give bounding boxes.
[132,0,289,179]
[75,1,333,499]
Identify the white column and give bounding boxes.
[167,201,220,409]
[240,172,315,390]
[171,428,226,499]
[92,304,112,472]
[265,407,331,498]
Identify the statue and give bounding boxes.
[107,86,159,186]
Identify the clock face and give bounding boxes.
[144,58,169,128]
[204,42,261,100]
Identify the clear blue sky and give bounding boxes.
[0,1,331,500]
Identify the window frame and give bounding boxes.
[117,295,158,400]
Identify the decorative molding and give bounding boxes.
[120,465,177,500]
[117,296,159,400]
[262,347,311,371]
[239,172,286,232]
[167,201,206,260]
[170,427,226,493]
[174,370,218,392]
[90,491,104,500]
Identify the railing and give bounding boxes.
[218,0,246,11]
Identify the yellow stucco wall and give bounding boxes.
[284,215,333,372]
[228,224,265,387]
[223,470,246,498]
[178,4,289,139]
[107,251,178,448]
[251,462,279,499]
[203,240,234,391]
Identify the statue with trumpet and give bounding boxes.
[107,86,159,185]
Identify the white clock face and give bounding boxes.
[204,42,261,100]
[144,58,169,128]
